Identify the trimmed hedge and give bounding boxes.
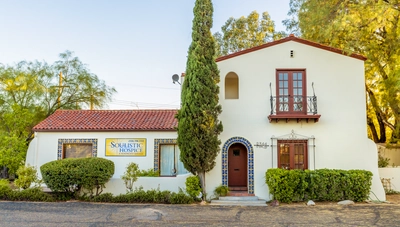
[0,183,194,204]
[266,168,372,203]
[40,157,115,197]
[0,185,55,202]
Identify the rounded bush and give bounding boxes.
[40,157,114,196]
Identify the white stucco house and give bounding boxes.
[26,35,385,201]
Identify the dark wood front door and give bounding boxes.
[228,143,247,187]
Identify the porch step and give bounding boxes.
[211,196,267,206]
[229,186,247,191]
[219,196,259,201]
[227,191,254,197]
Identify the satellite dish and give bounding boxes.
[172,74,181,84]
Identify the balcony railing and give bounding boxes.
[269,95,320,122]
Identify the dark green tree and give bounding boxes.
[176,0,223,200]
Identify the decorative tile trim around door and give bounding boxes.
[222,137,254,194]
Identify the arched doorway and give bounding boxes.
[228,143,247,188]
[221,136,254,194]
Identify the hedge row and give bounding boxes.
[265,168,373,203]
[0,186,55,202]
[83,188,194,204]
[0,184,194,204]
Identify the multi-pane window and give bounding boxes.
[276,70,306,114]
[159,144,189,176]
[63,143,92,159]
[278,140,308,170]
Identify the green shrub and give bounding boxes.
[78,188,190,204]
[214,184,229,197]
[90,192,114,203]
[170,189,194,204]
[138,168,159,177]
[157,190,172,204]
[266,169,307,203]
[185,175,202,199]
[378,154,390,167]
[52,192,73,201]
[15,165,41,189]
[266,168,373,203]
[0,184,13,200]
[121,162,140,193]
[41,157,114,197]
[0,179,9,187]
[12,188,55,202]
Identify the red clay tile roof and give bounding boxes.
[216,34,367,62]
[33,109,178,132]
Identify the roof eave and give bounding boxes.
[33,129,177,132]
[215,35,367,62]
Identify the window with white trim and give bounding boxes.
[278,140,308,170]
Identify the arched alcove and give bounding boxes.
[225,72,239,99]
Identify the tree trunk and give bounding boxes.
[376,110,387,143]
[1,166,9,179]
[366,86,387,142]
[198,171,206,201]
[367,116,379,142]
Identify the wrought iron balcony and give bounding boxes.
[268,95,321,123]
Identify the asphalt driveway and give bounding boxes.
[0,201,400,227]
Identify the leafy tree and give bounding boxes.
[0,51,116,175]
[53,51,116,112]
[284,0,400,143]
[213,11,286,57]
[0,105,34,174]
[0,51,116,117]
[176,0,223,200]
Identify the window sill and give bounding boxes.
[268,114,321,123]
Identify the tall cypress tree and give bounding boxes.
[176,0,223,200]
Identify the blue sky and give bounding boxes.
[0,0,290,109]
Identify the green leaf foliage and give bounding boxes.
[40,157,114,197]
[0,184,54,202]
[0,105,35,174]
[214,11,286,57]
[176,0,223,201]
[0,52,116,175]
[213,184,229,197]
[121,163,160,193]
[121,162,140,193]
[185,175,202,199]
[14,164,40,190]
[285,0,400,143]
[266,168,373,203]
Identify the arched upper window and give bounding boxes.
[225,72,239,99]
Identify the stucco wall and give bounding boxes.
[377,144,400,167]
[379,167,400,193]
[26,131,191,195]
[210,40,386,201]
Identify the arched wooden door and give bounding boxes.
[228,143,247,187]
